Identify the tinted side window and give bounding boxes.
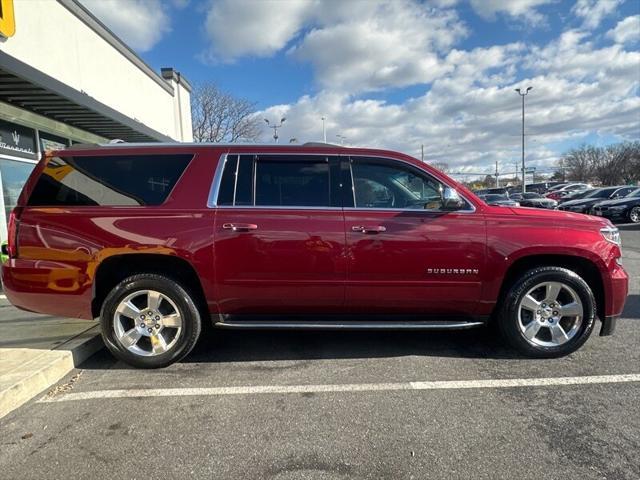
[216,155,238,206]
[350,158,444,210]
[28,154,192,206]
[216,155,254,206]
[616,187,634,197]
[255,156,330,207]
[235,155,254,206]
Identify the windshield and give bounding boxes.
[585,188,617,199]
[563,189,593,200]
[630,188,640,198]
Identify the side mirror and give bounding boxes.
[441,187,466,211]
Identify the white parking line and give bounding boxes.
[0,294,7,299]
[39,373,640,403]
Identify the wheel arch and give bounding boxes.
[91,254,208,319]
[495,254,605,322]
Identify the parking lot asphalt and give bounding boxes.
[1,224,638,480]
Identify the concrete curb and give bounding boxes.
[0,324,103,419]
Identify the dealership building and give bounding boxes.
[0,0,193,241]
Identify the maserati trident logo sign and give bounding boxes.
[427,268,479,275]
[11,130,19,145]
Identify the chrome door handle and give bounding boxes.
[222,223,258,232]
[351,225,386,234]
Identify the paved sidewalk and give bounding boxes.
[0,296,103,418]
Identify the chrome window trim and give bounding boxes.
[207,153,228,207]
[342,206,476,214]
[252,155,257,205]
[215,205,344,211]
[231,154,240,206]
[348,161,357,207]
[206,152,477,213]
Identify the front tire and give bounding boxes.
[629,206,640,224]
[100,274,202,368]
[499,267,596,358]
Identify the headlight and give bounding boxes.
[609,206,626,211]
[600,226,621,246]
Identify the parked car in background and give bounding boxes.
[524,182,565,194]
[475,187,510,196]
[592,188,640,224]
[546,183,569,192]
[1,143,628,367]
[511,192,558,209]
[557,188,596,204]
[478,193,520,207]
[558,186,637,214]
[545,183,591,200]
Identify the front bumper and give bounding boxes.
[602,261,628,331]
[559,206,588,213]
[592,209,627,221]
[600,315,618,336]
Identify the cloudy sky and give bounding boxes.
[80,0,639,177]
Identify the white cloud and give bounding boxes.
[468,0,555,23]
[80,0,171,52]
[290,2,466,93]
[202,0,315,62]
[571,0,623,30]
[427,0,460,7]
[257,31,640,174]
[607,15,640,44]
[201,0,638,175]
[204,0,466,92]
[526,29,640,81]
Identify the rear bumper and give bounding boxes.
[2,258,94,319]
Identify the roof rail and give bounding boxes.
[64,142,100,150]
[302,142,341,147]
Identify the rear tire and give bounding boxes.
[499,267,595,358]
[100,274,202,368]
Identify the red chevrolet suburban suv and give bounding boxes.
[2,143,628,368]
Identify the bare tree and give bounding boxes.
[558,142,640,185]
[561,144,598,182]
[191,82,261,143]
[604,141,640,185]
[429,161,450,173]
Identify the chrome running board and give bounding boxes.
[214,320,484,330]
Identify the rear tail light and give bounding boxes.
[7,206,23,258]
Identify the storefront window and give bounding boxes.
[0,158,35,222]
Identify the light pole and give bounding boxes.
[264,117,286,143]
[515,86,532,193]
[336,134,347,145]
[321,116,327,143]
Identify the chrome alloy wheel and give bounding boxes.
[517,281,584,348]
[113,290,183,357]
[630,206,640,224]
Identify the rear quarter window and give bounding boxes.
[27,154,193,206]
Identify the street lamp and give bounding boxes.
[264,117,286,143]
[321,116,327,143]
[515,86,532,193]
[336,134,347,145]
